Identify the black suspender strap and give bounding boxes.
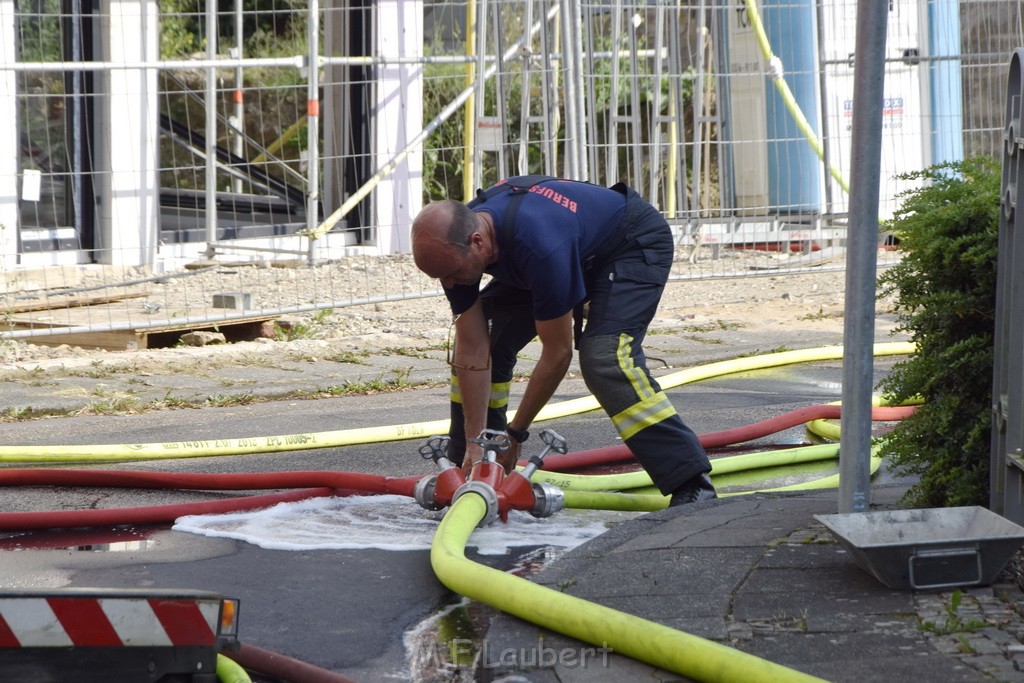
[467,175,554,239]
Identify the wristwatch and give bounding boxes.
[506,426,530,443]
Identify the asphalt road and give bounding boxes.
[0,358,897,680]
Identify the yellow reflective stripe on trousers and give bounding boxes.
[612,333,677,440]
[617,333,657,400]
[450,376,461,404]
[613,391,678,440]
[489,381,511,409]
[449,377,510,409]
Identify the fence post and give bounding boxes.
[0,0,16,269]
[306,0,321,264]
[204,0,218,257]
[838,0,889,513]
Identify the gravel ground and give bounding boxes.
[0,251,874,372]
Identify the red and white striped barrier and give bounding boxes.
[0,596,220,648]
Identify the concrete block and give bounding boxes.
[212,291,251,309]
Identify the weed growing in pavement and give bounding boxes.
[234,353,289,370]
[15,366,46,380]
[321,349,369,365]
[16,374,59,388]
[797,534,832,544]
[66,367,111,380]
[737,345,791,358]
[81,396,142,415]
[681,334,726,345]
[690,320,743,333]
[918,589,986,635]
[325,367,422,396]
[205,393,257,408]
[799,307,844,321]
[382,346,444,360]
[274,309,334,341]
[956,635,977,654]
[647,327,721,344]
[0,405,48,421]
[647,320,743,338]
[759,612,809,633]
[219,377,258,388]
[40,360,106,379]
[159,392,193,409]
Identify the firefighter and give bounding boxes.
[411,176,715,506]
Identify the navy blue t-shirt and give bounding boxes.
[444,178,626,320]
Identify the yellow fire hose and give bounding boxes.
[431,491,827,683]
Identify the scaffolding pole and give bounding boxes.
[204,0,218,255]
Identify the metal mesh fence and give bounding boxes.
[0,0,1016,348]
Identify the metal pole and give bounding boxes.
[838,0,889,513]
[691,0,710,217]
[559,0,578,178]
[517,0,534,175]
[666,7,691,217]
[626,7,642,194]
[204,0,218,256]
[539,2,557,175]
[463,0,478,201]
[653,5,666,209]
[582,3,599,182]
[305,0,321,264]
[572,0,588,181]
[814,0,835,216]
[559,0,587,180]
[607,1,622,184]
[473,0,489,190]
[231,0,244,194]
[69,0,84,243]
[491,0,509,178]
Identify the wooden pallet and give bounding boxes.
[3,299,278,351]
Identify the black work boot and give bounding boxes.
[669,473,717,507]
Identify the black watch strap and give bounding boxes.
[506,426,529,443]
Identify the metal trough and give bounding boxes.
[814,506,1024,591]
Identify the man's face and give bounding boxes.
[413,230,483,289]
[437,254,484,289]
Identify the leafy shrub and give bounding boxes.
[876,157,1001,507]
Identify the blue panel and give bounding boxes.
[763,0,821,214]
[929,0,964,165]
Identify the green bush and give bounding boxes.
[876,157,1001,507]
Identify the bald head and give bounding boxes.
[412,200,476,248]
[412,200,489,287]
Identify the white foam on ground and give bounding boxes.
[173,494,638,555]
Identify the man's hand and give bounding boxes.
[460,443,484,477]
[497,436,521,474]
[461,433,518,475]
